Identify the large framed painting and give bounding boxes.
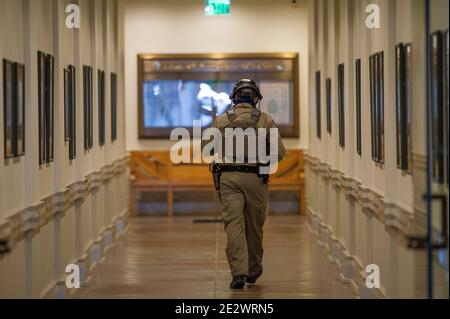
[137,53,299,138]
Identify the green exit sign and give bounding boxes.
[204,0,230,16]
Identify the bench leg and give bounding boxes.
[167,187,173,217]
[130,187,137,217]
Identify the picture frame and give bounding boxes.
[377,51,385,164]
[430,31,444,183]
[337,63,345,148]
[355,59,362,155]
[83,65,93,150]
[326,77,332,134]
[46,54,54,163]
[405,44,412,173]
[315,71,321,139]
[111,72,117,141]
[445,30,449,184]
[69,65,76,160]
[98,69,105,146]
[3,59,14,159]
[370,51,385,164]
[16,63,25,156]
[369,54,376,161]
[37,51,46,164]
[138,53,299,138]
[64,65,76,160]
[64,68,70,142]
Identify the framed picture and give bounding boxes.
[396,43,413,171]
[3,59,14,159]
[111,72,117,141]
[37,51,46,164]
[431,31,444,183]
[46,54,54,163]
[370,51,384,164]
[138,53,299,138]
[64,68,70,142]
[355,59,362,155]
[445,30,449,184]
[315,71,321,139]
[69,65,76,160]
[16,63,25,156]
[64,65,76,160]
[98,69,105,146]
[337,63,345,148]
[326,77,332,134]
[369,54,376,161]
[83,65,93,150]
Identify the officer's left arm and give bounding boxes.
[268,119,286,162]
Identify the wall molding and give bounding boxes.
[304,153,414,237]
[0,155,130,254]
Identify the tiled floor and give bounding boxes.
[76,215,355,299]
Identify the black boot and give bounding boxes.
[246,268,263,284]
[229,275,246,289]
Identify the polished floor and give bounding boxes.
[76,215,355,299]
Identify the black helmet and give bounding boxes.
[229,79,263,102]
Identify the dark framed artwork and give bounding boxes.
[337,63,345,148]
[64,65,76,160]
[98,69,105,146]
[37,51,46,164]
[37,51,54,165]
[111,73,117,141]
[445,30,449,185]
[83,65,93,150]
[369,51,385,164]
[16,63,25,156]
[64,69,70,141]
[395,43,413,171]
[3,59,14,159]
[46,54,54,163]
[355,59,362,155]
[138,53,299,138]
[326,77,332,134]
[315,71,321,139]
[369,54,376,161]
[430,31,445,183]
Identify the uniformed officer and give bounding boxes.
[210,79,286,289]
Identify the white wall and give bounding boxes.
[0,0,129,298]
[124,0,309,151]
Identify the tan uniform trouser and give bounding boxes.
[219,171,268,277]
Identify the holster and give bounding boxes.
[210,161,221,191]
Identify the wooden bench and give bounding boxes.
[130,150,305,216]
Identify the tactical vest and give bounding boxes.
[217,107,269,165]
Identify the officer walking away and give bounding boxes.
[210,79,286,289]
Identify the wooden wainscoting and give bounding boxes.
[129,150,305,216]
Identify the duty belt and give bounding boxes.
[219,165,260,174]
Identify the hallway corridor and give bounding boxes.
[75,215,354,299]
